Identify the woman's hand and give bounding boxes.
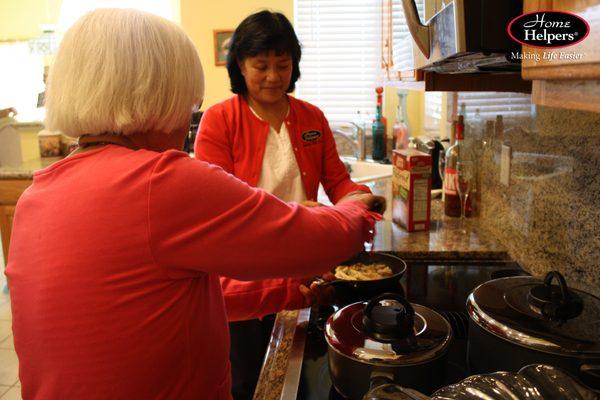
[338,192,387,214]
[299,273,336,307]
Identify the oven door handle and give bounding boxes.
[401,0,431,59]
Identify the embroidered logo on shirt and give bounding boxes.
[301,130,322,143]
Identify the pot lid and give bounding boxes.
[467,271,600,355]
[325,293,452,366]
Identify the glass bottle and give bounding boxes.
[444,116,473,217]
[372,87,386,160]
[353,110,367,160]
[459,102,466,118]
[470,108,483,138]
[392,99,409,150]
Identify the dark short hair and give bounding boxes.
[227,11,301,94]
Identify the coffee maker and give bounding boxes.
[412,136,444,189]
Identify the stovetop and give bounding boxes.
[296,260,524,400]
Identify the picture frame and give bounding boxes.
[213,29,234,66]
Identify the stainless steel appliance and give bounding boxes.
[401,0,523,73]
[467,271,600,390]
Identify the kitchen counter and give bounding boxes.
[0,156,61,179]
[253,202,509,400]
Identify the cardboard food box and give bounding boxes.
[392,149,432,232]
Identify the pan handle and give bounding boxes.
[313,277,345,289]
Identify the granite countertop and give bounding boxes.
[0,157,61,179]
[372,200,508,260]
[253,201,509,400]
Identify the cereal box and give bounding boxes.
[392,149,432,232]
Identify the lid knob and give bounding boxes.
[362,293,415,342]
[527,271,583,321]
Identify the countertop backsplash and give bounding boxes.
[477,105,600,296]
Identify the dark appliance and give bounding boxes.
[467,270,600,390]
[412,137,444,189]
[325,293,452,399]
[297,260,525,400]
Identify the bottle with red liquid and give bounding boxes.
[444,115,473,217]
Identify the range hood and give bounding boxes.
[401,0,523,73]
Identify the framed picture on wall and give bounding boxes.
[213,29,234,66]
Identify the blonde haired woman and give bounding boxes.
[5,8,382,400]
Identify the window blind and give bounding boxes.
[456,92,533,120]
[424,92,443,132]
[391,0,425,72]
[424,92,533,135]
[295,0,382,121]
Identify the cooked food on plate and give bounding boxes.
[334,263,394,281]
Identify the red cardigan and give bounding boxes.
[195,95,370,321]
[195,95,368,203]
[6,146,374,399]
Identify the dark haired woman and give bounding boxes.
[194,10,382,399]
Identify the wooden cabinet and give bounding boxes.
[522,0,600,112]
[0,179,31,264]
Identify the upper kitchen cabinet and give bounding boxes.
[521,0,600,112]
[383,0,531,92]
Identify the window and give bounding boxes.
[390,0,424,73]
[424,91,532,138]
[456,92,533,120]
[295,0,382,121]
[424,92,443,133]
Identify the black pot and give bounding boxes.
[325,293,452,399]
[320,252,407,303]
[467,271,600,390]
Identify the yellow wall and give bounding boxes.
[180,0,293,110]
[0,0,62,40]
[383,88,423,138]
[3,0,428,137]
[19,125,43,161]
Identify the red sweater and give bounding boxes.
[6,145,374,399]
[196,95,370,321]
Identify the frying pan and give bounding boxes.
[317,252,407,302]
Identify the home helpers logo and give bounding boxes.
[508,11,590,48]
